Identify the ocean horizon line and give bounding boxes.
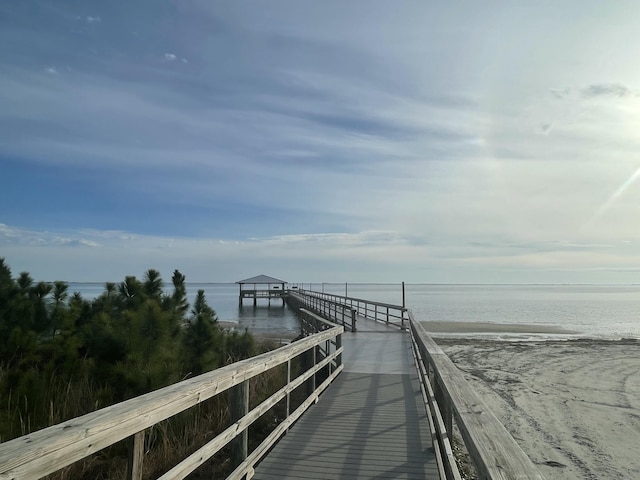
[62,281,640,286]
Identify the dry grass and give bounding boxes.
[4,339,295,480]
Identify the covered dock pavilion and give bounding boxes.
[236,274,287,306]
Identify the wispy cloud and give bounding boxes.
[581,83,634,98]
[550,83,636,100]
[3,2,640,283]
[3,221,639,284]
[0,224,101,248]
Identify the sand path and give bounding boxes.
[437,339,640,480]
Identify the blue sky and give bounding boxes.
[2,1,640,283]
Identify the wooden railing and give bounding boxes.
[408,313,545,480]
[239,289,285,297]
[296,289,407,329]
[0,312,343,480]
[288,291,357,331]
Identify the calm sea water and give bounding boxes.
[68,283,640,340]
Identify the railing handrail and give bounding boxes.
[296,289,407,329]
[298,289,405,310]
[408,312,545,480]
[0,321,344,480]
[288,291,358,331]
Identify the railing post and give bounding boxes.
[433,378,453,439]
[304,345,313,395]
[127,430,145,480]
[351,309,357,332]
[312,345,317,392]
[444,398,453,440]
[326,340,331,373]
[286,359,291,418]
[230,379,249,471]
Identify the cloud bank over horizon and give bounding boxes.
[2,1,640,283]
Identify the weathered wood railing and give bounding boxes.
[288,291,357,331]
[296,289,407,329]
[240,289,285,297]
[0,312,343,480]
[408,312,545,480]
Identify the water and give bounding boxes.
[405,284,640,339]
[69,282,301,339]
[67,283,640,340]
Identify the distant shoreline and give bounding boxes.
[62,282,640,286]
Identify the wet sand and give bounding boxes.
[218,320,297,343]
[422,321,576,335]
[431,331,640,480]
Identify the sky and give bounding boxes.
[1,1,640,284]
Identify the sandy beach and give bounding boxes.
[427,326,640,480]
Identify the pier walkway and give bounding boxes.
[253,318,440,480]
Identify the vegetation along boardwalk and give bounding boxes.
[252,318,440,480]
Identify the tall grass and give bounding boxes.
[2,339,293,479]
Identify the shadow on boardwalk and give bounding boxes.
[253,319,440,480]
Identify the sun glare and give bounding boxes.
[588,166,640,225]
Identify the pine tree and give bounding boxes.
[118,276,143,309]
[143,269,163,300]
[170,269,189,319]
[182,289,219,376]
[50,281,68,338]
[0,259,17,362]
[32,281,52,334]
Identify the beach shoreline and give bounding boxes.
[433,336,640,480]
[421,320,577,335]
[218,320,298,343]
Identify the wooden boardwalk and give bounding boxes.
[252,319,440,480]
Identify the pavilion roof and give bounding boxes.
[236,274,287,285]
